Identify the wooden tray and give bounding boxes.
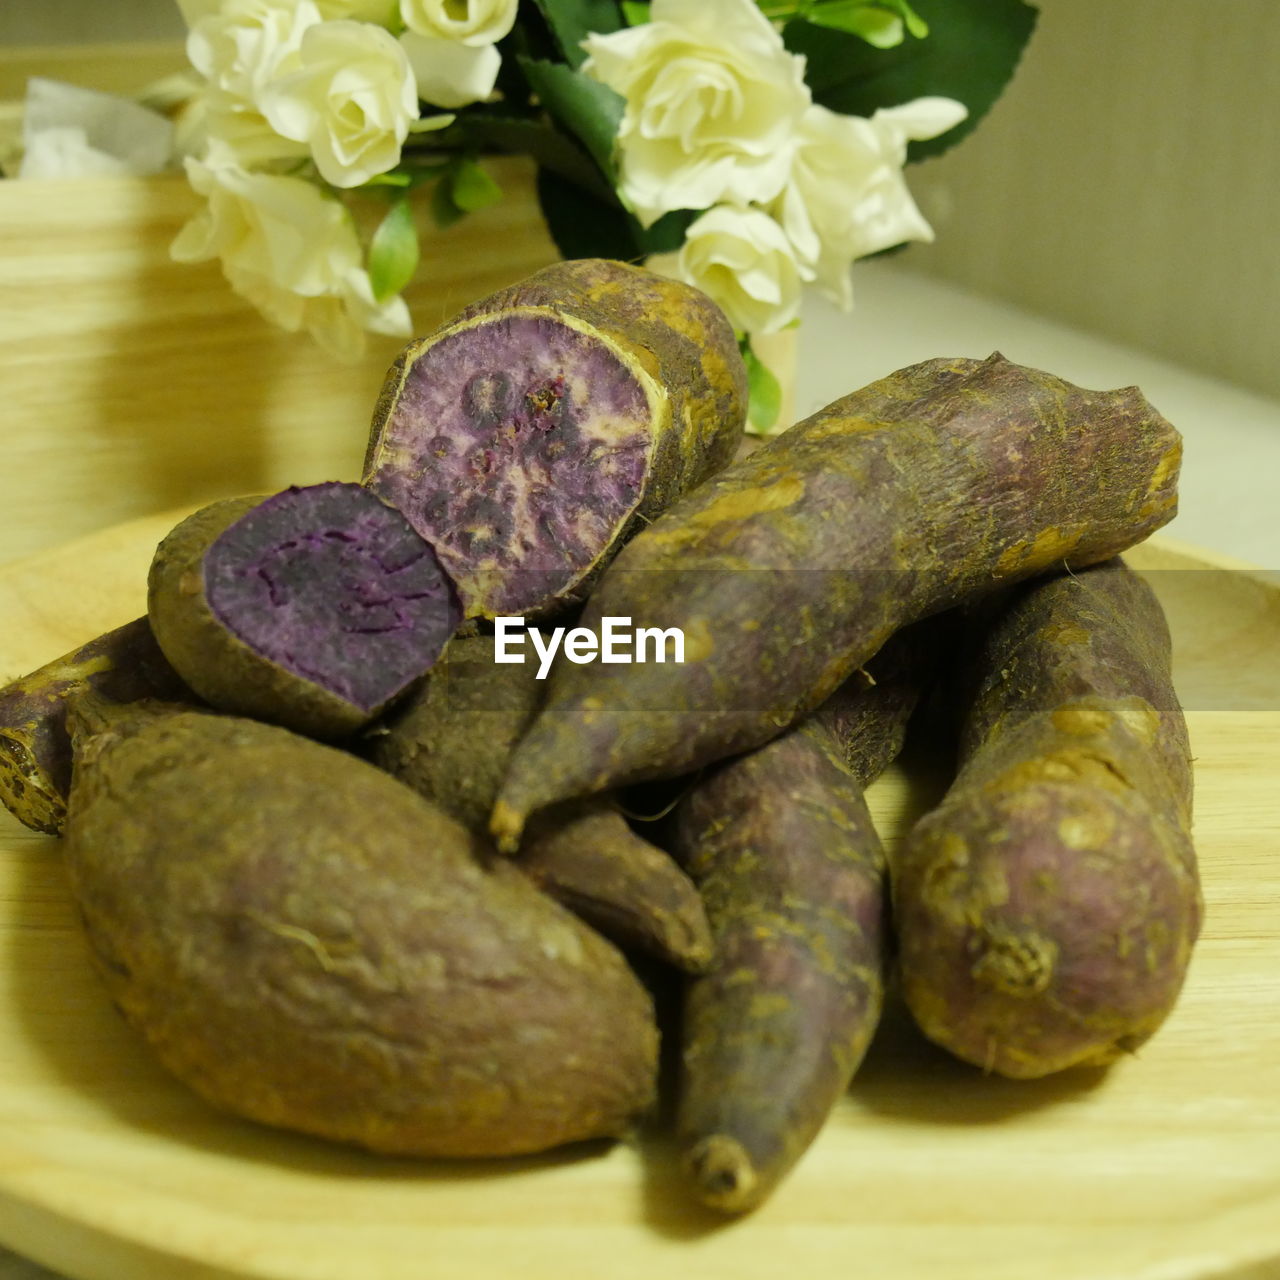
[1,515,1278,1280]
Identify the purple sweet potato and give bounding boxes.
[63,698,658,1157]
[362,258,748,619]
[368,634,713,972]
[148,482,460,740]
[669,630,935,1213]
[893,559,1201,1077]
[0,617,191,834]
[492,353,1182,848]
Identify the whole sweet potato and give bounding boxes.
[0,616,192,834]
[148,483,459,740]
[893,559,1200,1077]
[64,699,658,1157]
[493,354,1182,847]
[369,635,712,972]
[669,629,935,1213]
[363,258,747,618]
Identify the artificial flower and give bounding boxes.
[260,19,417,186]
[772,96,965,309]
[660,204,806,334]
[172,148,411,357]
[581,0,810,227]
[399,0,518,44]
[185,0,322,107]
[399,30,501,108]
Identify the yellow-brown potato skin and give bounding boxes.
[894,560,1200,1077]
[494,353,1183,843]
[64,701,659,1157]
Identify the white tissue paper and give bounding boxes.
[19,78,174,180]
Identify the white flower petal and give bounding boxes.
[400,0,517,45]
[873,96,968,145]
[670,205,804,335]
[399,31,500,108]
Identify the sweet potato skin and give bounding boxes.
[0,617,190,834]
[893,559,1200,1077]
[672,723,886,1213]
[369,635,713,972]
[668,631,934,1213]
[64,700,658,1157]
[363,258,748,618]
[493,353,1182,845]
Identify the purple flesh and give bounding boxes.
[204,483,459,712]
[367,313,654,616]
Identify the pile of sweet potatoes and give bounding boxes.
[0,258,1201,1214]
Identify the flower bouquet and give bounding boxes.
[171,0,1037,427]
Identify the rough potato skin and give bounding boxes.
[148,487,457,740]
[63,700,658,1157]
[894,559,1201,1078]
[362,258,747,618]
[668,632,934,1213]
[368,636,713,972]
[493,353,1182,846]
[0,617,192,834]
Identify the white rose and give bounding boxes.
[581,0,810,228]
[399,30,501,108]
[400,0,518,44]
[186,0,322,106]
[177,86,310,166]
[774,97,967,309]
[658,205,805,336]
[260,20,417,187]
[172,151,411,358]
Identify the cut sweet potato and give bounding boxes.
[363,258,747,618]
[148,483,459,739]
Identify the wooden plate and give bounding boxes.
[1,514,1278,1280]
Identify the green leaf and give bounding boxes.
[450,157,503,213]
[360,171,414,189]
[741,339,783,435]
[519,57,625,182]
[783,0,1038,162]
[531,0,624,67]
[367,197,420,302]
[534,166,642,262]
[806,1,927,47]
[429,173,466,230]
[808,9,903,48]
[637,208,696,257]
[620,1,649,24]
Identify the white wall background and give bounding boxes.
[907,0,1280,403]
